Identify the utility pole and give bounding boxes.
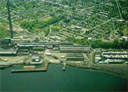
[7,0,13,38]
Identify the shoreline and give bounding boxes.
[48,63,127,79]
[0,62,127,79]
[65,63,127,79]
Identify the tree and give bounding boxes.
[63,18,70,23]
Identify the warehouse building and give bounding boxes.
[0,48,18,56]
[102,51,128,59]
[11,37,21,44]
[18,48,29,55]
[17,42,74,49]
[32,56,40,62]
[66,53,84,61]
[1,37,11,45]
[59,42,73,45]
[17,43,45,48]
[32,47,44,51]
[45,45,53,49]
[41,42,59,47]
[60,45,91,53]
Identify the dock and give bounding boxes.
[63,63,66,71]
[11,61,48,73]
[0,66,6,69]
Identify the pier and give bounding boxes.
[63,63,66,71]
[11,61,48,73]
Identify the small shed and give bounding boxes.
[88,37,92,41]
[75,26,82,29]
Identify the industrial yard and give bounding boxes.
[0,37,127,79]
[0,37,92,71]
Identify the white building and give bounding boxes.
[122,36,128,41]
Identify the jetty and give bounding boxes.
[63,63,66,71]
[11,61,48,73]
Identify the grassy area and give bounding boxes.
[0,27,10,39]
[122,25,127,36]
[0,19,8,24]
[0,19,10,39]
[41,17,51,21]
[42,27,49,36]
[51,26,59,32]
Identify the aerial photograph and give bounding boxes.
[0,0,127,91]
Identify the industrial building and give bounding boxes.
[59,42,73,45]
[60,45,91,53]
[1,37,11,45]
[32,56,40,62]
[32,47,44,51]
[102,51,128,59]
[18,48,29,55]
[66,53,84,61]
[41,42,59,47]
[11,37,21,44]
[0,48,18,56]
[17,42,73,49]
[99,59,125,64]
[17,43,45,47]
[0,37,12,49]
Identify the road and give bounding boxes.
[115,0,123,19]
[46,25,52,38]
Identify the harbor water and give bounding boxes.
[0,64,127,91]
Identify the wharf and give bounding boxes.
[11,61,48,73]
[0,66,6,69]
[63,63,66,71]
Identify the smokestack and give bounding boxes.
[7,0,13,38]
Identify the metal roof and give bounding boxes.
[67,53,83,57]
[0,49,17,54]
[60,45,91,47]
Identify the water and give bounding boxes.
[0,64,127,91]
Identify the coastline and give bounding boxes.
[0,62,127,79]
[65,63,127,79]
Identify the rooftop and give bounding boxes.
[67,53,83,57]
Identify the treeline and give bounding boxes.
[20,16,64,32]
[66,37,127,49]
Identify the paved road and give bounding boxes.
[46,25,52,38]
